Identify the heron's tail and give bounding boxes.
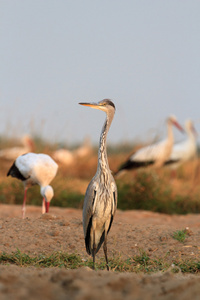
[85,215,114,256]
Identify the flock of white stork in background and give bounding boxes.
[0,115,198,218]
[115,116,198,175]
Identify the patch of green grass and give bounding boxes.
[1,250,200,274]
[175,260,200,273]
[0,250,163,272]
[0,249,82,268]
[172,229,188,242]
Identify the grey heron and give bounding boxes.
[7,153,58,218]
[79,99,117,270]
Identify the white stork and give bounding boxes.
[7,153,58,219]
[52,148,75,165]
[52,137,93,165]
[0,135,34,160]
[165,119,198,168]
[73,137,93,159]
[115,115,184,175]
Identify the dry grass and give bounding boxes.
[0,135,200,214]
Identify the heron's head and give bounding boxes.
[167,115,184,133]
[40,185,54,213]
[79,99,115,113]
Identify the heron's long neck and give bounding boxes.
[97,111,114,174]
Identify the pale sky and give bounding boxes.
[0,1,200,146]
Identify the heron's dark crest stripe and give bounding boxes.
[7,162,27,181]
[103,99,115,109]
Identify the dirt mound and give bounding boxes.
[1,204,200,299]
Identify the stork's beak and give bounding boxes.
[45,201,50,213]
[79,102,100,109]
[173,121,184,133]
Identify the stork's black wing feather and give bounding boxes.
[164,159,180,165]
[7,162,27,181]
[115,159,155,175]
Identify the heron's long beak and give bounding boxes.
[79,102,100,109]
[173,121,184,133]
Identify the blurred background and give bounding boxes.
[1,1,200,215]
[1,0,200,146]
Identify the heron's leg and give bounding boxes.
[22,187,28,219]
[103,230,109,271]
[92,229,97,270]
[92,218,97,270]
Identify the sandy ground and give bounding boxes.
[1,204,200,299]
